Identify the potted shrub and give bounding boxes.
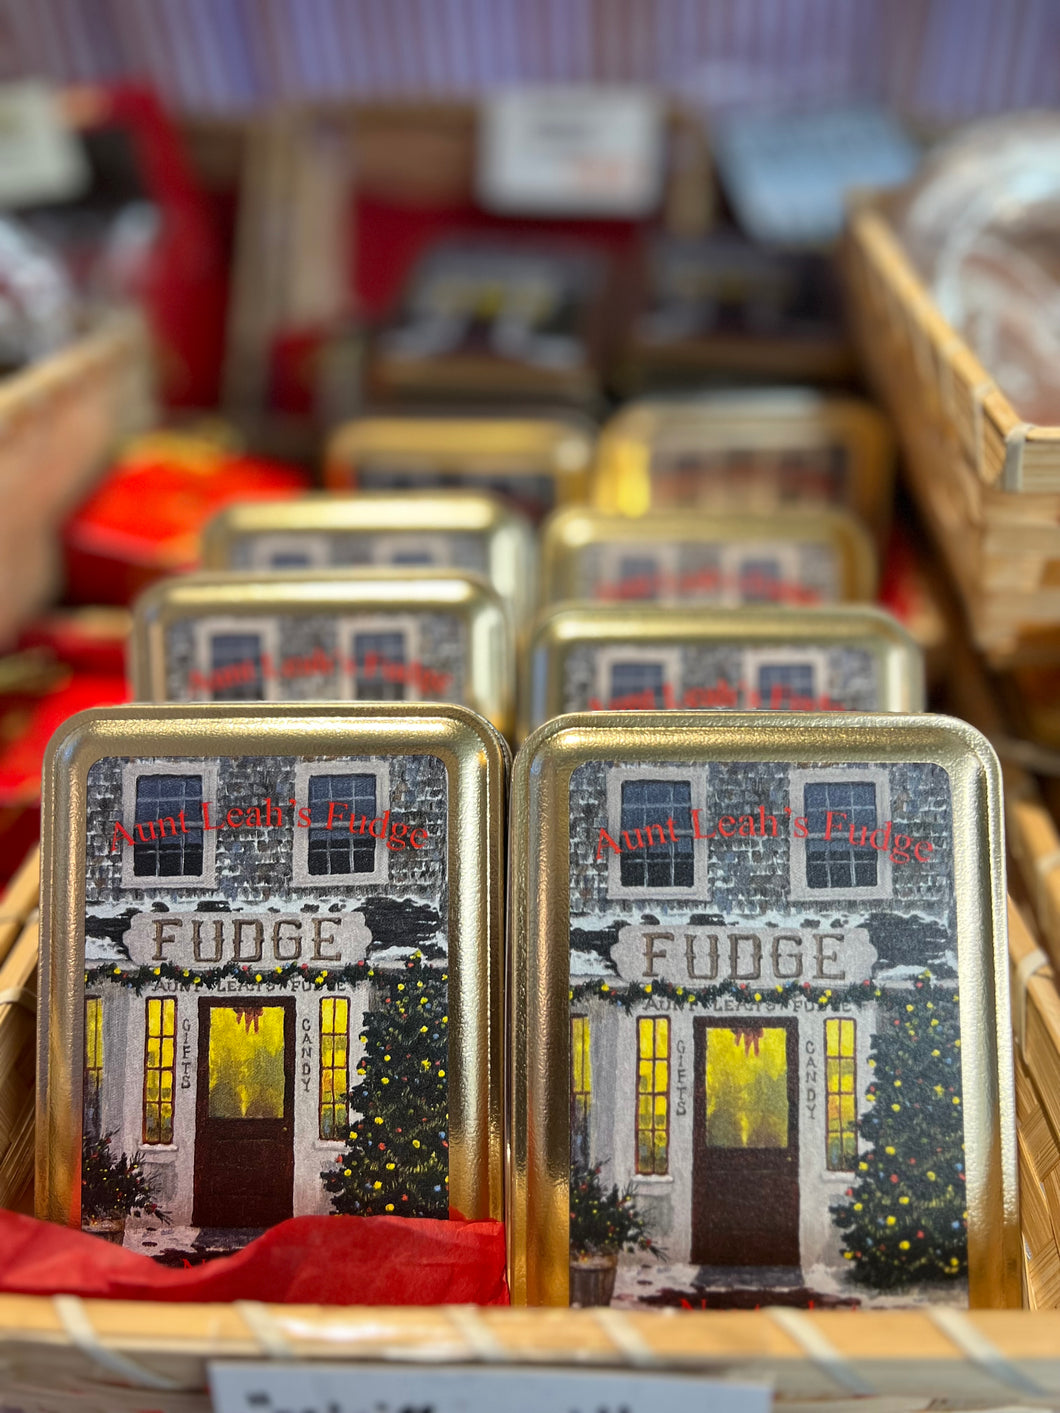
[569,1160,659,1306]
[81,1133,171,1244]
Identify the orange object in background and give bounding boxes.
[62,431,308,605]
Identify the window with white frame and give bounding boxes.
[718,543,803,606]
[605,766,707,899]
[344,617,419,702]
[120,762,219,888]
[246,533,333,570]
[789,766,892,900]
[593,645,682,710]
[191,618,279,703]
[740,648,829,710]
[292,761,390,886]
[370,533,451,568]
[596,544,679,602]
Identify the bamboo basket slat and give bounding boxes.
[0,844,40,970]
[844,204,1060,494]
[0,915,40,1214]
[848,270,1060,659]
[0,310,152,647]
[4,1303,1060,1411]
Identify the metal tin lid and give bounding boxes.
[38,701,507,1243]
[508,711,1016,1311]
[130,569,515,739]
[541,506,877,606]
[522,603,924,739]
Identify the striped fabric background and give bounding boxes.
[0,0,1055,119]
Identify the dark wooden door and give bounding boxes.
[691,1017,800,1267]
[193,998,295,1228]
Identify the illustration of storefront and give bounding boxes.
[82,751,448,1242]
[567,757,957,1295]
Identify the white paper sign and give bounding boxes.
[479,86,664,217]
[0,82,89,207]
[209,1362,772,1413]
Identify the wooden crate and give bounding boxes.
[844,200,1060,664]
[0,310,152,648]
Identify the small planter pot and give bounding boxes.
[84,1217,126,1245]
[569,1251,618,1306]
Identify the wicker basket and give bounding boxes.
[0,310,152,649]
[3,843,1060,1409]
[844,201,1060,665]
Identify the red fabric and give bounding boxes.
[0,672,127,807]
[63,453,308,604]
[0,1211,508,1305]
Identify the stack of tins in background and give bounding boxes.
[844,196,1060,667]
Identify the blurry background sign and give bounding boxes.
[479,87,664,217]
[0,83,88,208]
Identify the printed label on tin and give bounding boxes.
[562,644,879,713]
[163,614,467,704]
[82,752,450,1261]
[646,444,848,513]
[567,758,965,1309]
[575,540,840,605]
[230,529,489,576]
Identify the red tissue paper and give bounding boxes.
[0,1211,509,1306]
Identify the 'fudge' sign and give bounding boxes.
[611,926,877,987]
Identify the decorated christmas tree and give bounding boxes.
[322,953,449,1217]
[832,975,966,1289]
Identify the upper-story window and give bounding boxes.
[718,543,803,606]
[246,533,332,570]
[191,618,278,703]
[741,648,828,710]
[592,645,682,711]
[789,767,892,900]
[209,631,267,701]
[604,767,707,900]
[292,761,390,886]
[371,534,451,568]
[609,660,667,708]
[133,774,205,877]
[353,630,409,701]
[120,762,219,889]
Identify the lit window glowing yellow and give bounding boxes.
[705,1026,788,1149]
[84,997,103,1136]
[570,1015,591,1161]
[636,1016,669,1174]
[143,998,175,1144]
[320,997,349,1140]
[826,1017,857,1170]
[208,1005,286,1119]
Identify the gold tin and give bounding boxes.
[38,701,507,1250]
[593,390,893,530]
[541,507,875,607]
[130,569,515,740]
[324,415,595,524]
[522,604,924,740]
[509,712,1017,1309]
[200,491,539,635]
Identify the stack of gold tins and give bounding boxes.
[27,362,1027,1369]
